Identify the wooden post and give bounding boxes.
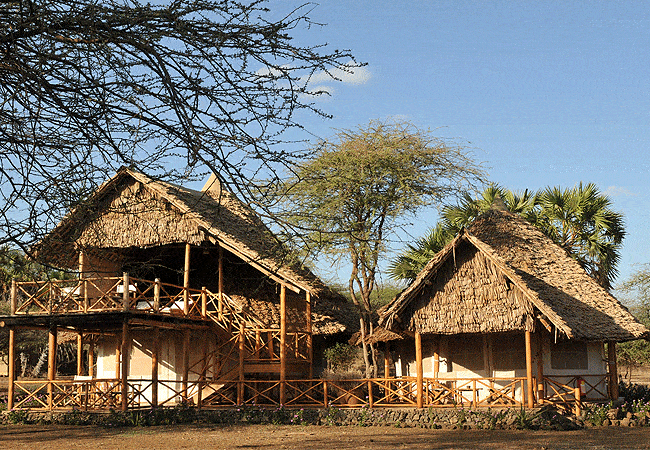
[87,337,94,379]
[574,386,582,417]
[306,291,313,378]
[433,338,440,377]
[536,332,545,403]
[525,330,534,407]
[201,287,207,318]
[182,329,190,402]
[280,284,287,405]
[122,272,130,312]
[183,243,191,316]
[153,278,161,313]
[608,341,619,400]
[384,342,391,378]
[77,333,84,376]
[10,279,17,315]
[48,325,57,409]
[7,328,15,410]
[121,321,130,411]
[415,331,423,408]
[151,327,159,408]
[115,338,121,381]
[79,250,88,312]
[238,322,245,405]
[218,244,224,317]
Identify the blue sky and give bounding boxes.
[266,1,650,290]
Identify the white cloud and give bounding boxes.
[308,62,371,86]
[604,186,638,197]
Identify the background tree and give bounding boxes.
[617,265,650,379]
[1,0,360,252]
[280,120,484,376]
[390,183,624,289]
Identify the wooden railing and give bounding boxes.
[11,375,607,412]
[12,276,253,323]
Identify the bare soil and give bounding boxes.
[1,424,650,450]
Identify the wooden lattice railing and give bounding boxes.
[11,374,607,412]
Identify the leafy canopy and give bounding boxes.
[389,183,625,289]
[0,0,360,250]
[282,120,484,311]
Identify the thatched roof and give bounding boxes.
[379,208,648,343]
[32,168,355,335]
[349,326,408,346]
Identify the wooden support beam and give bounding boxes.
[183,243,191,316]
[608,341,619,400]
[384,342,391,378]
[77,333,83,376]
[201,287,207,318]
[7,328,15,410]
[182,328,190,402]
[48,325,57,409]
[121,321,130,412]
[306,291,313,378]
[280,284,287,406]
[415,331,423,408]
[238,322,245,405]
[218,244,224,317]
[79,251,88,312]
[536,332,545,402]
[88,337,94,378]
[153,278,161,313]
[151,327,159,408]
[433,337,440,377]
[10,279,17,315]
[115,338,120,381]
[525,330,534,407]
[122,272,130,312]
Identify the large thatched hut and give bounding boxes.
[377,206,648,407]
[2,168,354,410]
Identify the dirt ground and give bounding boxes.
[1,424,650,450]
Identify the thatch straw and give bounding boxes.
[380,208,648,343]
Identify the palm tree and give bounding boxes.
[389,183,624,290]
[535,183,624,290]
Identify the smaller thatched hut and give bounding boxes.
[377,206,648,406]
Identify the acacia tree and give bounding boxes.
[281,120,484,376]
[1,0,360,251]
[389,183,625,289]
[618,265,650,379]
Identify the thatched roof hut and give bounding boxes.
[379,207,648,343]
[32,167,355,335]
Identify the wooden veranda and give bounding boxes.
[3,273,610,415]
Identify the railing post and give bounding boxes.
[280,285,287,406]
[48,325,57,410]
[415,331,423,408]
[10,279,17,315]
[83,279,89,313]
[201,287,207,318]
[183,243,190,317]
[367,380,373,408]
[122,272,130,312]
[151,327,159,408]
[153,278,161,313]
[525,330,534,407]
[7,327,15,410]
[323,380,328,407]
[121,321,130,411]
[238,322,245,405]
[574,386,581,417]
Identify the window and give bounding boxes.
[450,335,484,371]
[551,341,588,370]
[492,334,526,371]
